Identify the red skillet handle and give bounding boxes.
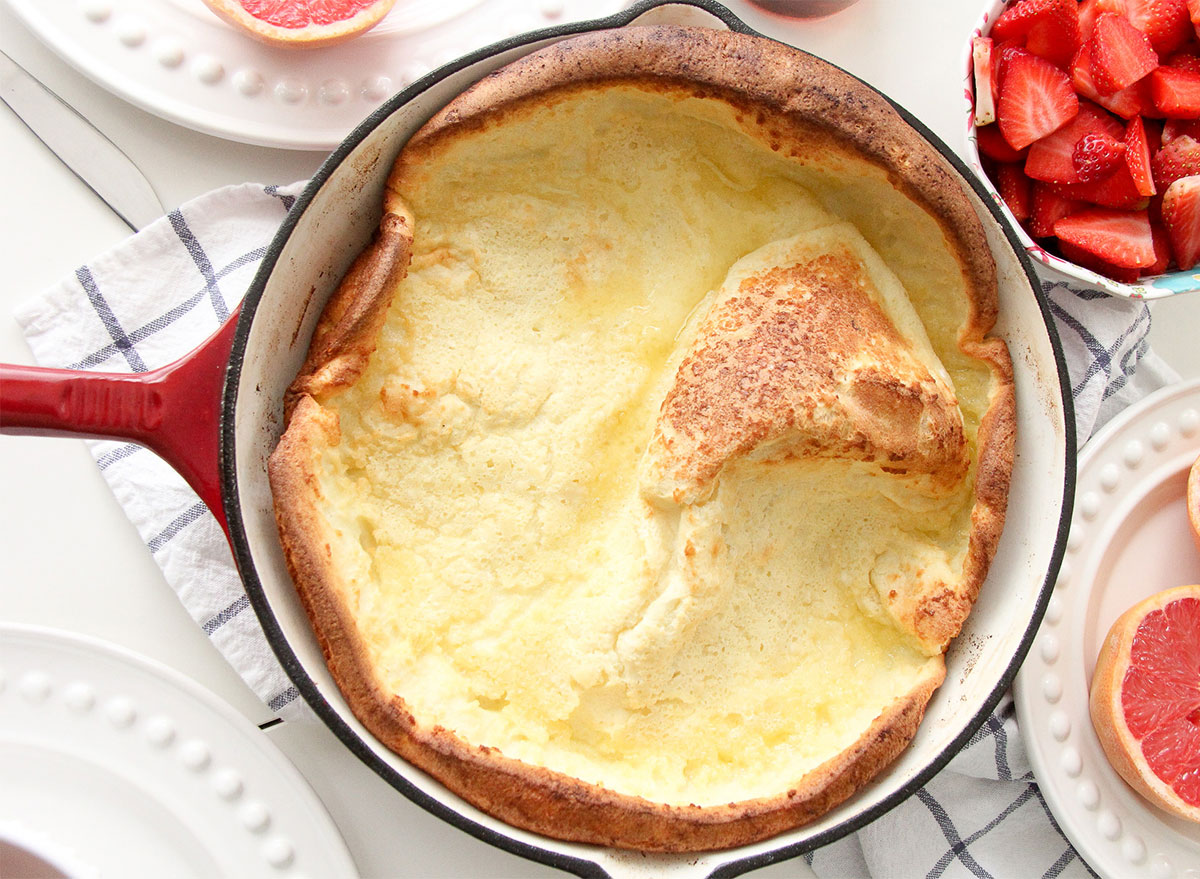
[0,310,241,539]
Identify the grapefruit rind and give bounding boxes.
[1089,584,1200,825]
[199,0,398,49]
[1188,453,1200,556]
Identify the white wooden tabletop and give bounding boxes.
[2,1,1196,876]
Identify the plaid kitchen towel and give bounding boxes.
[13,182,1182,877]
[15,181,309,722]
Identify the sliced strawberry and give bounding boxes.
[1027,144,1084,184]
[993,39,1027,90]
[1054,160,1151,206]
[1073,130,1128,179]
[1025,100,1125,183]
[993,41,1030,109]
[1162,50,1200,74]
[1090,12,1159,96]
[1078,0,1105,41]
[998,49,1081,149]
[1152,132,1200,186]
[1030,182,1085,236]
[1149,188,1166,224]
[1142,115,1164,153]
[1053,207,1157,266]
[1072,41,1157,117]
[996,161,1035,220]
[1124,0,1193,55]
[974,36,997,125]
[1027,0,1085,66]
[993,0,1083,65]
[1125,115,1158,195]
[1161,174,1200,267]
[1147,220,1174,273]
[977,122,1030,162]
[1058,238,1145,279]
[1188,0,1200,29]
[991,0,1043,41]
[1149,65,1200,116]
[1162,116,1200,142]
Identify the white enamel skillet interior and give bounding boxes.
[220,1,1077,875]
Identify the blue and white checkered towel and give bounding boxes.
[15,182,308,721]
[13,183,1181,878]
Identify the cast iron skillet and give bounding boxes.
[1,2,1075,875]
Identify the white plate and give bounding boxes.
[0,624,358,879]
[6,0,625,149]
[1015,379,1200,879]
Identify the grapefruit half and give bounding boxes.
[1089,584,1200,824]
[200,0,397,48]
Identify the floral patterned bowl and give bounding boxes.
[962,0,1200,299]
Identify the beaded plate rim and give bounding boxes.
[1014,377,1200,879]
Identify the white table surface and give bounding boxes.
[2,1,1197,877]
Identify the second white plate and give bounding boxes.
[0,624,358,879]
[1015,379,1200,879]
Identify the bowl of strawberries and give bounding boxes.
[966,0,1200,297]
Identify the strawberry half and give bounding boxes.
[1072,41,1155,118]
[1123,0,1193,56]
[1124,115,1158,195]
[1073,130,1128,179]
[1162,51,1200,75]
[1025,100,1125,183]
[1054,207,1157,266]
[974,36,997,125]
[1147,220,1174,273]
[1030,182,1085,236]
[991,0,1049,40]
[1058,239,1144,280]
[977,123,1030,162]
[998,49,1081,149]
[1149,65,1200,118]
[1090,12,1159,96]
[992,0,1083,66]
[1161,175,1200,268]
[1078,0,1104,41]
[1152,133,1200,186]
[997,161,1035,220]
[1053,160,1151,207]
[1162,117,1200,142]
[1027,0,1085,66]
[1141,115,1164,153]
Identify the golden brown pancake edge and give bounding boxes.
[267,24,1016,853]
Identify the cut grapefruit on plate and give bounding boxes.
[199,0,398,48]
[1089,584,1200,824]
